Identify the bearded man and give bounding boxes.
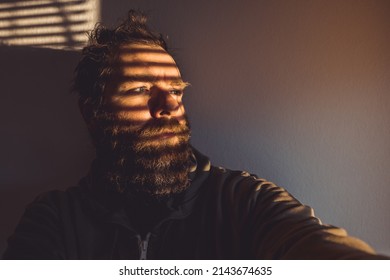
[3,10,387,259]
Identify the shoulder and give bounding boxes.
[208,165,287,198]
[14,185,87,229]
[191,148,305,212]
[26,186,85,214]
[3,185,90,259]
[205,165,304,214]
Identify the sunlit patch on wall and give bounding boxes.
[0,0,100,50]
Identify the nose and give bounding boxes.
[148,88,181,119]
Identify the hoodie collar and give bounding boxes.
[78,147,211,229]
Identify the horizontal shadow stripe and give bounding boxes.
[0,0,87,12]
[25,41,85,47]
[113,62,177,68]
[0,9,86,21]
[117,75,183,83]
[0,30,87,40]
[0,0,44,3]
[107,105,149,111]
[100,117,187,128]
[119,48,168,54]
[0,20,88,30]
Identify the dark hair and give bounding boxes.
[73,10,168,113]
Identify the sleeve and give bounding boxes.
[234,175,388,259]
[2,192,66,260]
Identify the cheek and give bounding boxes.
[111,95,147,108]
[178,103,187,124]
[117,111,151,126]
[111,96,152,124]
[178,102,185,115]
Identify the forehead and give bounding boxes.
[118,43,174,63]
[115,43,182,82]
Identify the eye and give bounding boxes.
[124,86,150,96]
[133,86,149,93]
[170,89,184,96]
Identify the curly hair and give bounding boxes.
[73,10,168,115]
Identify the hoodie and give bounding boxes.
[3,149,384,259]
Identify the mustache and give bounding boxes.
[137,118,190,139]
[96,111,190,137]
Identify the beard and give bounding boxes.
[91,111,193,200]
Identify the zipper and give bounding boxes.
[138,232,151,260]
[136,214,190,259]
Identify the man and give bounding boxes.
[3,10,386,259]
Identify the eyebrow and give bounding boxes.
[170,81,191,88]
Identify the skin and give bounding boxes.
[103,43,189,146]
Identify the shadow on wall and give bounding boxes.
[0,0,99,50]
[0,0,100,256]
[0,44,94,257]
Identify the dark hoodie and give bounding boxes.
[3,149,385,259]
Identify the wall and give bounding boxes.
[1,0,389,256]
